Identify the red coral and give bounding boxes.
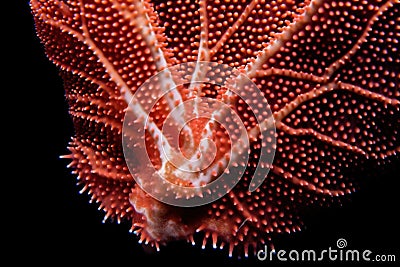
[31,0,399,257]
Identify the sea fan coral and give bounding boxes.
[31,0,399,257]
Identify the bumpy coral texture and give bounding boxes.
[32,0,399,257]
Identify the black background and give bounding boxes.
[15,1,399,265]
